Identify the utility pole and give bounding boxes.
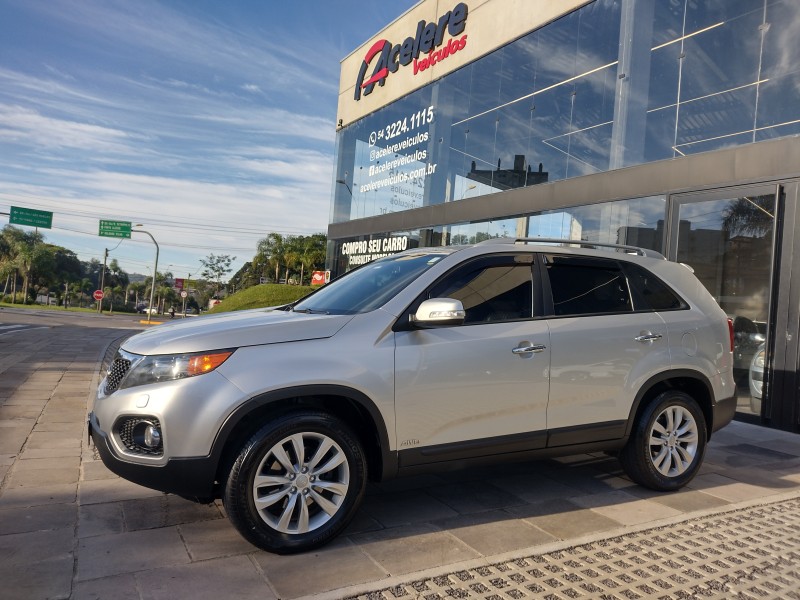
[98,248,108,314]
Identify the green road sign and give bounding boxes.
[9,206,53,229]
[99,220,132,239]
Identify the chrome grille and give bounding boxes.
[104,354,131,395]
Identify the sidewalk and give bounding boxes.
[0,318,799,600]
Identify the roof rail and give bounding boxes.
[477,237,665,259]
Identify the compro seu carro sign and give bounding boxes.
[340,235,410,267]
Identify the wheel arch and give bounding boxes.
[210,385,395,495]
[625,370,715,441]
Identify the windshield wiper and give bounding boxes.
[292,308,329,314]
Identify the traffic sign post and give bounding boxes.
[99,220,132,238]
[10,206,53,229]
[93,290,104,301]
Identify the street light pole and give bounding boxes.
[98,248,108,314]
[133,225,159,325]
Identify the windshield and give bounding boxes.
[293,251,449,315]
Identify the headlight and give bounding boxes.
[119,350,234,390]
[753,349,765,369]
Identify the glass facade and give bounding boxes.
[332,0,800,228]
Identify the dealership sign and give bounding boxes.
[354,2,468,101]
[341,236,410,266]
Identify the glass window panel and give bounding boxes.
[675,193,776,417]
[430,262,533,323]
[675,87,757,155]
[622,262,687,311]
[761,0,800,80]
[526,196,666,253]
[680,5,762,102]
[684,0,763,32]
[447,218,519,245]
[546,257,632,316]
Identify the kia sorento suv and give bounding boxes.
[89,238,736,554]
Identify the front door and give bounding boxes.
[394,254,550,465]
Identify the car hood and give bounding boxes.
[122,308,354,355]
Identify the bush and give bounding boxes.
[207,284,313,313]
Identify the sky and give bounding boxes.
[0,0,417,280]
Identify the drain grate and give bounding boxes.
[345,498,800,600]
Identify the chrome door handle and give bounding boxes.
[635,333,663,343]
[512,344,547,354]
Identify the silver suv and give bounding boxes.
[89,239,736,554]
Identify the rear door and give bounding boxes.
[541,254,671,445]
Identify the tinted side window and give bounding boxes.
[622,262,687,311]
[429,261,533,324]
[546,257,631,316]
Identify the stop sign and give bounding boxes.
[93,290,104,300]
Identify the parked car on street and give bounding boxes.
[89,238,736,554]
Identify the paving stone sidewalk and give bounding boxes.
[1,315,799,600]
[333,495,800,600]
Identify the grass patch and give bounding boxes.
[208,284,314,313]
[0,302,101,313]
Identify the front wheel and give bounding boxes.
[223,411,366,554]
[620,391,706,491]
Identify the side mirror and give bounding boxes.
[411,298,466,328]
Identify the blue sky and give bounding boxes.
[0,0,416,279]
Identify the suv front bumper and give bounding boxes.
[89,414,218,501]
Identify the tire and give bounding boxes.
[223,411,366,554]
[620,391,706,491]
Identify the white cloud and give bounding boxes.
[0,103,140,152]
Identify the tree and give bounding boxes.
[257,233,286,283]
[721,197,775,239]
[254,233,326,285]
[229,261,257,292]
[297,234,326,285]
[0,226,47,303]
[283,236,300,284]
[200,253,235,295]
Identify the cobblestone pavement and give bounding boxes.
[1,308,800,600]
[337,497,800,600]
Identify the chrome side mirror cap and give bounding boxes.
[412,298,466,328]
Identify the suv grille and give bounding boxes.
[104,354,132,395]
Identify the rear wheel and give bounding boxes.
[620,391,706,491]
[223,411,366,554]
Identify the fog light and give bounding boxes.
[132,420,163,450]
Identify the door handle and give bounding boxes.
[512,344,547,354]
[635,332,663,343]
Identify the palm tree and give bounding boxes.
[0,226,43,303]
[258,232,287,283]
[283,236,300,284]
[721,196,774,239]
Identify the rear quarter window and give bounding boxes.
[621,262,688,311]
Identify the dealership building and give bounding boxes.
[327,0,800,432]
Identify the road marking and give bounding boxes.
[0,325,48,337]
